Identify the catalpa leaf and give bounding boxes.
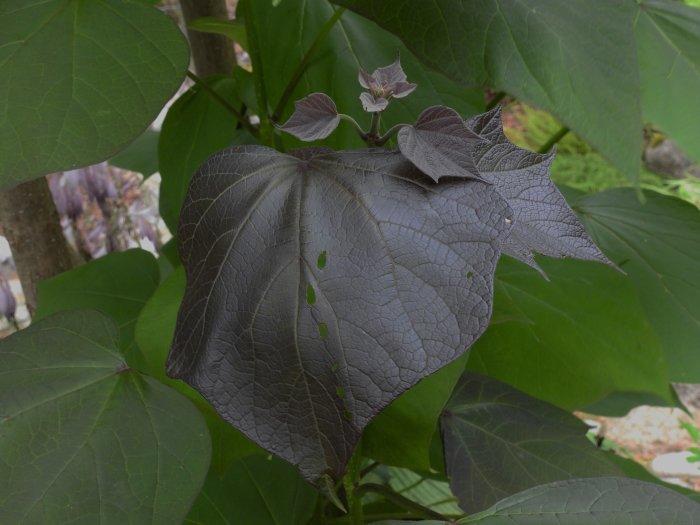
[441,372,622,513]
[465,107,611,271]
[167,145,513,485]
[398,106,485,182]
[278,92,341,141]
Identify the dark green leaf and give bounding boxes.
[108,129,160,177]
[168,145,513,484]
[576,189,700,382]
[468,257,672,409]
[637,1,700,163]
[184,455,317,525]
[246,1,484,150]
[134,266,262,475]
[460,477,700,524]
[0,0,188,188]
[333,0,642,181]
[363,354,467,471]
[0,310,210,525]
[159,76,256,231]
[35,249,159,357]
[189,17,248,49]
[441,372,622,513]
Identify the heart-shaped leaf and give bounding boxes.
[34,249,160,357]
[167,144,513,484]
[460,477,700,524]
[332,0,642,182]
[278,93,341,141]
[185,455,317,525]
[576,188,700,382]
[465,107,611,272]
[0,310,210,525]
[398,106,484,182]
[441,372,622,513]
[0,0,188,188]
[375,478,700,524]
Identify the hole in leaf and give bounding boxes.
[330,362,339,372]
[317,251,327,269]
[343,410,353,421]
[306,284,316,305]
[466,271,473,279]
[336,386,345,398]
[318,322,328,337]
[505,217,512,225]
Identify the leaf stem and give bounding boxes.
[365,112,382,146]
[339,113,366,139]
[354,483,450,521]
[375,123,406,146]
[240,0,274,146]
[538,125,570,153]
[185,70,259,137]
[343,452,364,524]
[272,7,346,122]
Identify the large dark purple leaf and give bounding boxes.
[167,145,513,485]
[465,107,611,272]
[398,106,485,182]
[277,93,341,141]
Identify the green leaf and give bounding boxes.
[637,1,700,163]
[460,477,700,524]
[158,76,256,231]
[441,372,622,513]
[332,0,642,181]
[134,267,262,475]
[134,265,185,382]
[384,467,463,517]
[108,129,160,177]
[184,455,317,525]
[35,249,159,357]
[0,310,211,525]
[576,189,700,382]
[246,1,484,150]
[189,17,248,49]
[363,354,467,471]
[0,0,188,188]
[468,257,672,410]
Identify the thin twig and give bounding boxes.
[185,70,259,137]
[538,125,570,153]
[272,7,346,122]
[355,483,450,522]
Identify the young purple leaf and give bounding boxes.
[359,92,388,112]
[397,105,485,182]
[277,93,341,141]
[465,106,613,272]
[358,56,416,112]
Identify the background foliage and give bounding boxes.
[1,0,700,523]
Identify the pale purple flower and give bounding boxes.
[358,56,416,112]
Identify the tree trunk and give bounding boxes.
[0,178,77,313]
[179,0,237,77]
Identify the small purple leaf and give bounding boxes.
[359,92,389,112]
[358,55,416,112]
[465,106,612,271]
[397,105,485,182]
[278,93,341,141]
